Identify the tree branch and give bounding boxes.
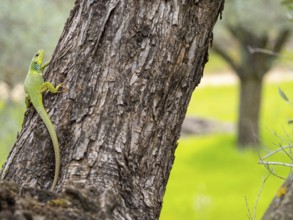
[212,43,240,74]
[259,161,293,167]
[261,145,293,160]
[273,29,291,53]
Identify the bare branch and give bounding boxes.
[259,161,293,167]
[280,144,293,161]
[247,46,279,56]
[261,145,293,160]
[262,163,286,180]
[244,174,269,220]
[245,196,254,220]
[253,175,269,220]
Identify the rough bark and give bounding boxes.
[0,180,124,220]
[213,26,290,148]
[0,0,224,219]
[262,174,293,220]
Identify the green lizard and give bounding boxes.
[24,49,62,191]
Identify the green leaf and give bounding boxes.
[279,87,290,103]
[282,0,293,5]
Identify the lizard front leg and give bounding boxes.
[40,60,50,72]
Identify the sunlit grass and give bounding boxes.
[186,82,238,122]
[0,101,25,165]
[204,51,231,73]
[160,79,293,220]
[161,135,289,220]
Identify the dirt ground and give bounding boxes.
[200,67,293,87]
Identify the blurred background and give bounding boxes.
[1,0,293,219]
[0,0,75,164]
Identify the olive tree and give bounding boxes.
[213,0,291,147]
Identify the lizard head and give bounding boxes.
[30,49,45,71]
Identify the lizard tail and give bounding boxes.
[35,105,60,191]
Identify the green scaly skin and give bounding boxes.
[24,49,62,191]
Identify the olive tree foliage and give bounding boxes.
[282,0,293,19]
[221,0,289,34]
[213,0,291,148]
[0,0,74,89]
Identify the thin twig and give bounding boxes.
[280,123,293,173]
[245,196,253,220]
[253,175,270,220]
[262,163,286,180]
[257,144,286,180]
[244,175,269,220]
[261,145,293,160]
[279,144,293,161]
[259,160,293,167]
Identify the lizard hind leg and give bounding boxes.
[25,94,31,108]
[40,82,63,94]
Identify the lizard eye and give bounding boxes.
[35,53,39,57]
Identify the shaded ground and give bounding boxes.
[181,116,234,136]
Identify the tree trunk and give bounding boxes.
[237,77,263,147]
[0,0,224,219]
[262,174,293,220]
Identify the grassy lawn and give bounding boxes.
[160,79,293,220]
[0,101,25,165]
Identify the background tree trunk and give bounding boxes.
[237,77,263,146]
[0,0,224,219]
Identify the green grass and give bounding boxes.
[160,80,293,220]
[0,101,25,165]
[204,51,231,73]
[186,83,238,122]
